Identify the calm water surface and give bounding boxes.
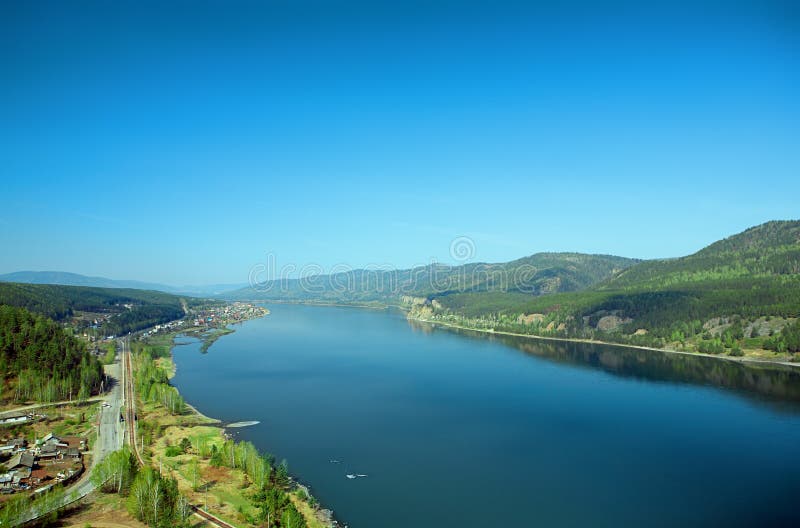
[171,304,800,527]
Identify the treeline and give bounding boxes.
[102,304,185,336]
[0,483,66,526]
[0,282,188,321]
[131,338,310,527]
[196,438,308,527]
[0,305,104,402]
[0,282,192,338]
[417,221,800,354]
[133,345,185,414]
[766,319,800,353]
[93,447,192,528]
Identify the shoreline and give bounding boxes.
[407,315,800,369]
[156,312,336,528]
[243,298,398,310]
[228,299,798,368]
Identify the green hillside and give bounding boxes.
[0,283,201,336]
[412,221,800,359]
[0,305,104,402]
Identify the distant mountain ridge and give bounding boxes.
[225,252,641,303]
[0,271,246,297]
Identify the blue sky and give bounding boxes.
[1,1,798,285]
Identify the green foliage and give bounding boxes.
[92,447,139,494]
[765,319,800,353]
[0,282,191,336]
[414,221,800,354]
[102,342,117,365]
[165,445,183,457]
[201,437,307,527]
[0,304,104,402]
[0,484,65,526]
[127,467,186,527]
[133,349,185,414]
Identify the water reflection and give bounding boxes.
[408,320,800,407]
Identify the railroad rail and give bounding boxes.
[122,337,238,528]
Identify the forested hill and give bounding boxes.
[0,283,198,336]
[227,253,639,303]
[410,220,800,358]
[0,305,104,402]
[602,220,800,290]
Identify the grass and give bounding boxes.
[132,334,330,528]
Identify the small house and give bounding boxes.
[38,444,59,459]
[0,411,30,426]
[7,452,34,470]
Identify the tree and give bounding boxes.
[92,448,138,494]
[127,467,182,528]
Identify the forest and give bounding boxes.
[0,304,105,402]
[409,221,800,356]
[0,282,193,336]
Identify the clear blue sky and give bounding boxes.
[1,1,798,285]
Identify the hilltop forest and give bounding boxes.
[0,283,195,336]
[0,304,105,402]
[409,221,800,358]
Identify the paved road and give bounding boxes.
[21,337,236,528]
[16,348,124,525]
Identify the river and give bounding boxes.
[171,304,800,527]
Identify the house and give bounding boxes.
[65,447,81,460]
[0,411,30,426]
[38,444,59,459]
[7,452,34,470]
[41,433,61,445]
[6,438,28,449]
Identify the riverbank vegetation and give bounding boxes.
[224,220,800,363]
[92,446,193,528]
[132,341,186,415]
[408,221,800,362]
[131,333,328,528]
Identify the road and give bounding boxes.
[16,345,124,525]
[21,337,236,528]
[0,396,105,418]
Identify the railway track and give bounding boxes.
[122,338,237,528]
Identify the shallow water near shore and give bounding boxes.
[172,304,800,527]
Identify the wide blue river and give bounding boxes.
[172,304,800,527]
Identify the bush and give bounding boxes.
[165,445,183,457]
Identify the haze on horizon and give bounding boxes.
[1,1,798,286]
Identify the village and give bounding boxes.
[140,301,268,338]
[0,430,86,496]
